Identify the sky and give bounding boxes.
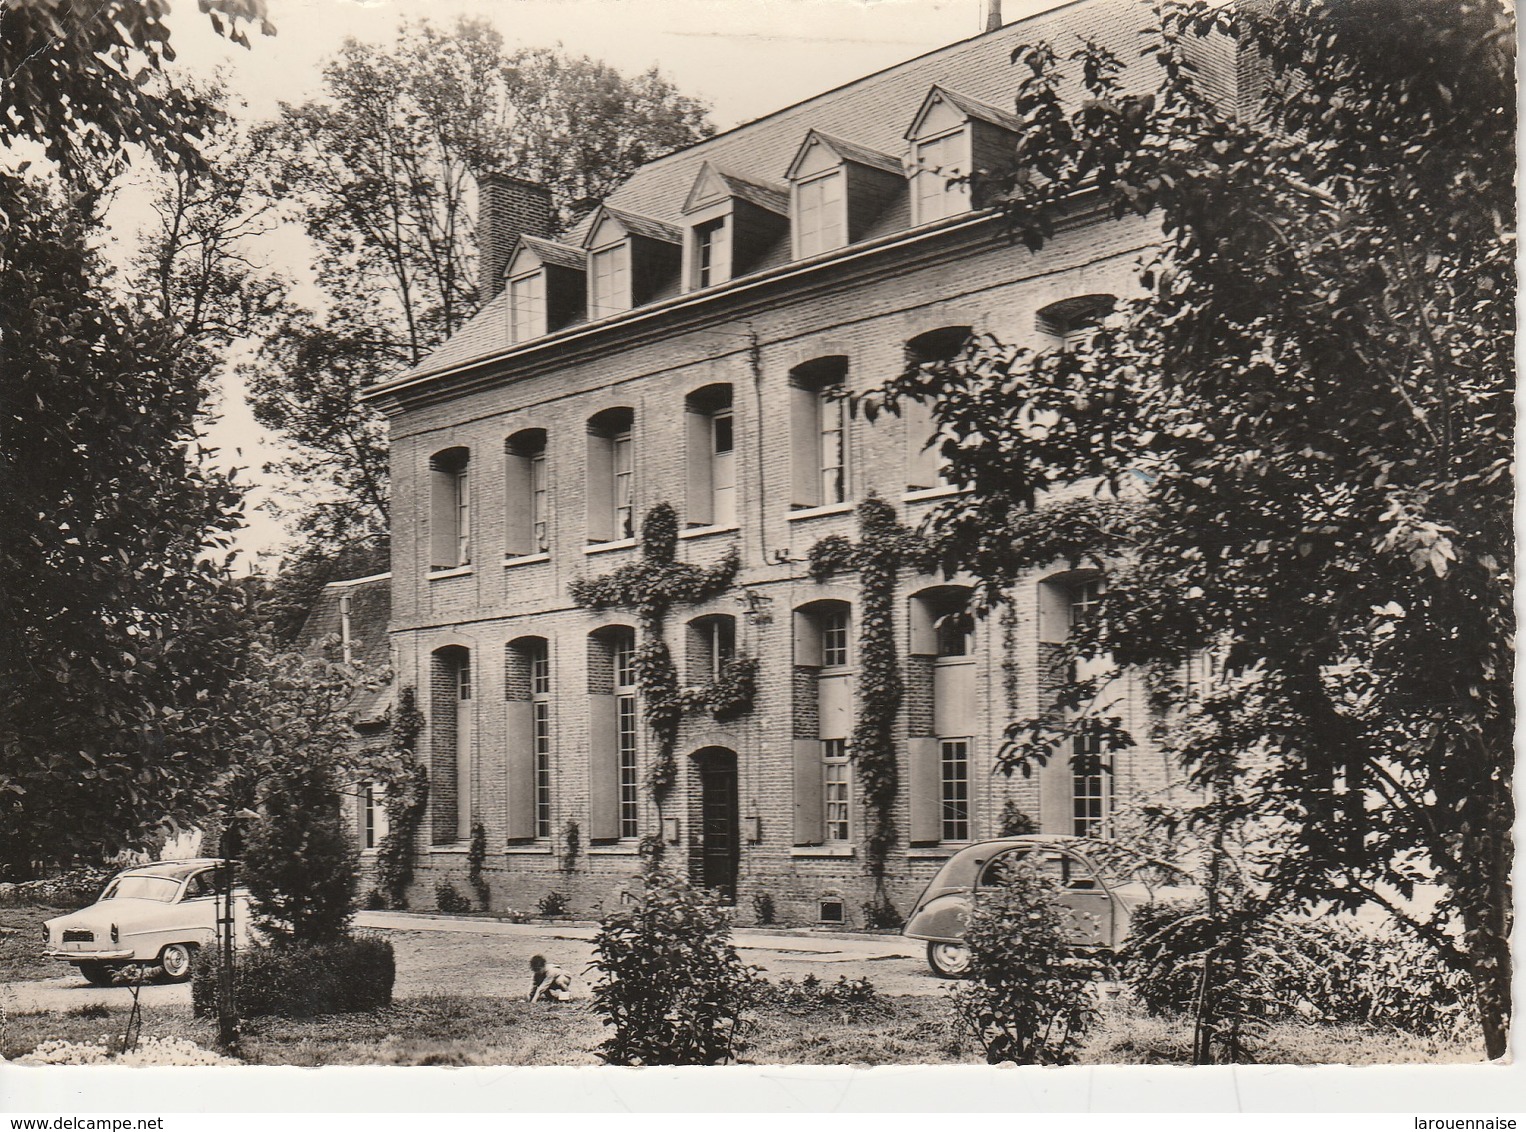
[152,0,1059,568]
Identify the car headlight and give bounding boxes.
[41,925,49,945]
[110,923,119,944]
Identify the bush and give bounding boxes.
[861,891,902,931]
[536,890,568,918]
[590,867,763,1065]
[467,822,491,909]
[997,799,1038,837]
[950,861,1106,1065]
[766,974,878,1012]
[751,890,776,925]
[191,936,395,1018]
[435,882,471,914]
[0,866,115,908]
[361,888,386,911]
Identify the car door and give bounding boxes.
[161,870,220,946]
[976,847,1119,948]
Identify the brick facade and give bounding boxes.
[363,1,1223,925]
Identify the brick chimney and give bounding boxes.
[984,0,1002,33]
[478,172,554,302]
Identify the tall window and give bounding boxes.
[823,737,850,842]
[796,171,846,257]
[939,739,970,842]
[904,327,971,490]
[428,448,471,570]
[1072,728,1108,837]
[789,357,850,510]
[587,408,636,542]
[363,783,389,850]
[685,385,735,528]
[505,430,549,558]
[530,641,552,839]
[429,646,472,844]
[694,218,728,287]
[614,631,639,839]
[913,130,969,223]
[509,271,546,343]
[590,242,631,319]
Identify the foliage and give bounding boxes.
[764,974,879,1013]
[997,800,1038,837]
[0,174,255,877]
[191,936,395,1018]
[17,1035,239,1067]
[247,19,712,550]
[590,866,763,1065]
[949,861,1105,1065]
[569,503,740,804]
[806,496,929,876]
[860,892,903,931]
[467,821,490,910]
[878,0,1514,1057]
[0,0,272,178]
[561,820,581,872]
[536,891,569,918]
[434,882,471,915]
[750,890,776,926]
[372,688,429,909]
[0,867,115,909]
[229,646,367,945]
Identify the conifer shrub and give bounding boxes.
[191,936,395,1018]
[434,881,471,914]
[949,861,1105,1064]
[590,868,763,1065]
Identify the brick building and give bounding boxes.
[362,0,1244,924]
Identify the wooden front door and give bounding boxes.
[698,752,739,904]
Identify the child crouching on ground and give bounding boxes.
[528,954,573,1002]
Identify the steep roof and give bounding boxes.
[791,130,904,178]
[518,234,586,272]
[294,573,393,726]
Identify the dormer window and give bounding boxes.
[582,206,682,316]
[682,163,789,292]
[905,86,1021,227]
[505,236,586,343]
[786,131,906,260]
[509,271,545,343]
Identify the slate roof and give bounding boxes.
[706,168,791,216]
[384,0,1221,386]
[798,130,904,177]
[294,573,393,726]
[519,234,586,272]
[591,206,684,247]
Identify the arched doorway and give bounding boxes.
[691,748,739,903]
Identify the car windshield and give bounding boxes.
[100,875,181,903]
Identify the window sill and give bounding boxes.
[587,844,641,856]
[902,485,966,503]
[583,538,637,556]
[787,502,855,522]
[504,552,551,567]
[905,846,961,859]
[679,523,739,540]
[427,565,474,580]
[790,845,856,858]
[429,844,471,854]
[503,844,555,856]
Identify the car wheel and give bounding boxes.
[926,941,972,978]
[157,943,196,982]
[77,961,116,987]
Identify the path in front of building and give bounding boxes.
[2,913,940,1013]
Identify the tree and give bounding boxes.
[245,18,714,550]
[0,175,254,875]
[875,0,1513,1057]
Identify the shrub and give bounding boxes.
[590,867,763,1065]
[0,866,115,908]
[191,936,395,1018]
[435,881,471,914]
[766,974,878,1012]
[467,822,491,909]
[997,799,1037,837]
[361,888,386,911]
[751,890,776,925]
[1300,921,1477,1037]
[861,891,902,931]
[536,890,569,918]
[950,861,1106,1065]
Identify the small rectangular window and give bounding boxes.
[914,131,969,223]
[695,218,728,287]
[509,272,546,343]
[818,898,845,924]
[797,171,846,257]
[591,243,631,319]
[821,610,850,668]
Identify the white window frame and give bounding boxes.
[590,241,632,319]
[912,127,971,225]
[823,737,851,843]
[794,169,846,258]
[509,270,546,343]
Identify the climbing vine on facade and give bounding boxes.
[569,503,741,805]
[808,495,929,878]
[372,687,429,909]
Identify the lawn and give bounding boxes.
[0,991,1483,1067]
[0,904,64,984]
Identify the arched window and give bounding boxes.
[505,636,552,840]
[505,429,549,558]
[791,600,853,846]
[684,384,736,528]
[904,327,971,491]
[588,626,639,840]
[1037,570,1111,836]
[788,357,849,510]
[587,408,635,543]
[428,448,470,570]
[429,645,472,843]
[1036,295,1116,350]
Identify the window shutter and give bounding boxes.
[429,467,457,569]
[788,382,821,508]
[587,694,620,839]
[908,737,942,844]
[793,739,824,845]
[1040,755,1071,834]
[504,451,531,557]
[504,700,536,840]
[904,398,939,490]
[586,433,614,542]
[685,410,713,526]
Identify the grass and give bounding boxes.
[0,989,1484,1067]
[0,903,63,983]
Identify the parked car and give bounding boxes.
[903,835,1201,977]
[42,859,252,985]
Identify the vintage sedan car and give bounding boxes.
[42,859,252,985]
[903,835,1201,976]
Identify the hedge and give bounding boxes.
[191,935,395,1018]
